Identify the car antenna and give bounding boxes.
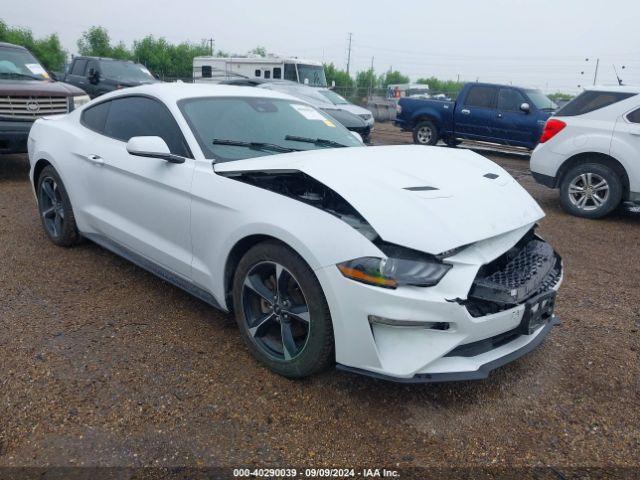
[613,64,624,86]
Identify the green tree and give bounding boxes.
[0,19,67,71]
[249,46,267,57]
[416,76,465,95]
[379,70,409,87]
[548,92,573,102]
[355,68,377,90]
[324,63,353,88]
[77,26,113,57]
[132,35,208,78]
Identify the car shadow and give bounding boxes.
[0,154,30,182]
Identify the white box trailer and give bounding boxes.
[192,56,327,87]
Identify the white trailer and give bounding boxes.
[192,56,327,87]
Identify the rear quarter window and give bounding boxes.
[626,108,640,123]
[556,91,636,116]
[81,101,111,133]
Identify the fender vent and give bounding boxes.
[404,186,439,191]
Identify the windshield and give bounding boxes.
[100,60,155,82]
[525,89,558,110]
[296,64,327,87]
[0,46,48,80]
[319,89,349,105]
[179,96,362,162]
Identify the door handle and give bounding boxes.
[629,128,640,136]
[461,109,471,115]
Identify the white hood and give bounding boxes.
[214,145,544,254]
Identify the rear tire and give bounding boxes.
[412,120,438,145]
[36,165,82,247]
[232,241,334,378]
[559,163,622,219]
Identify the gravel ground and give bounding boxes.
[1,124,639,474]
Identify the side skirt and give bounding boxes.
[84,233,226,312]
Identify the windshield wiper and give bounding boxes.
[212,139,300,153]
[0,71,42,80]
[284,135,347,148]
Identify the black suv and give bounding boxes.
[64,56,158,98]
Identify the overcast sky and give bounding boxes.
[3,0,639,92]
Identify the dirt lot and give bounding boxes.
[1,123,639,474]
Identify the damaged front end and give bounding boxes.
[218,169,379,241]
[463,228,562,324]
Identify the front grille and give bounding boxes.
[464,232,562,318]
[0,96,69,120]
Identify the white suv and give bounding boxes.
[530,86,640,218]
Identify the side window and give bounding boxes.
[264,70,271,79]
[103,96,190,157]
[465,86,497,109]
[86,60,99,76]
[556,91,636,116]
[273,67,282,79]
[255,69,261,77]
[627,108,640,123]
[71,59,88,76]
[81,101,111,133]
[498,88,527,112]
[284,63,297,82]
[201,65,212,78]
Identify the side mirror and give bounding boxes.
[350,131,363,143]
[520,102,531,113]
[126,136,185,164]
[88,68,100,84]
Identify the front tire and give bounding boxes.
[412,120,438,145]
[232,241,334,378]
[559,163,622,219]
[36,165,81,246]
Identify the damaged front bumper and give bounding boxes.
[322,227,563,383]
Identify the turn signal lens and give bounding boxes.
[539,119,566,143]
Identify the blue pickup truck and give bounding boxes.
[395,82,557,149]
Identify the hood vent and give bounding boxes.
[484,173,499,179]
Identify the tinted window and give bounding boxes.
[273,67,282,79]
[86,60,99,75]
[284,63,297,82]
[465,86,497,108]
[82,101,111,133]
[255,69,261,77]
[71,59,87,76]
[264,70,271,79]
[627,108,640,123]
[498,88,527,111]
[103,96,189,157]
[201,65,212,78]
[556,91,636,116]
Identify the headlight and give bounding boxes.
[70,95,91,111]
[337,250,452,289]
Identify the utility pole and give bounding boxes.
[593,58,600,85]
[346,33,353,76]
[368,56,374,99]
[208,38,214,56]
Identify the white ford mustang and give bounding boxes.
[27,83,562,382]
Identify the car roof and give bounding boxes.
[73,56,137,63]
[584,85,640,94]
[0,42,28,50]
[93,82,309,105]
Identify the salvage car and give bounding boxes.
[0,42,89,154]
[28,84,562,382]
[531,86,640,218]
